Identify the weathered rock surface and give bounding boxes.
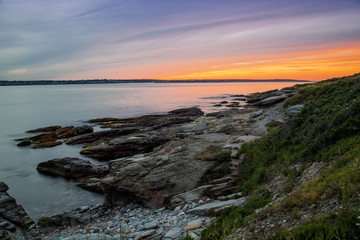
[169,185,213,207]
[0,182,34,239]
[80,134,171,161]
[187,198,246,216]
[66,128,139,145]
[286,104,304,117]
[164,227,182,239]
[34,101,295,210]
[37,157,109,178]
[74,107,204,160]
[254,95,287,106]
[100,135,223,207]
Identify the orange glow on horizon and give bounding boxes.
[154,45,360,81]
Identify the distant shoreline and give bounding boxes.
[0,79,312,86]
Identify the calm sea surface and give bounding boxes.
[0,82,303,220]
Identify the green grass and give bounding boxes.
[282,141,360,209]
[236,73,360,194]
[271,208,360,240]
[206,150,232,179]
[200,191,271,240]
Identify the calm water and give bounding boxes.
[0,82,302,220]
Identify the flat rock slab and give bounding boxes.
[164,228,182,239]
[187,198,246,216]
[80,134,170,161]
[193,133,229,143]
[144,220,159,230]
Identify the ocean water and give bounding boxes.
[0,82,303,220]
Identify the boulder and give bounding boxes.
[37,158,109,179]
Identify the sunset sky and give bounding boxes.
[1,0,359,81]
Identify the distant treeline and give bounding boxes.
[0,79,311,86]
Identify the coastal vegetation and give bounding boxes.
[199,73,360,239]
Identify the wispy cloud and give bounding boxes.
[0,0,359,80]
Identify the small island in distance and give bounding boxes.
[0,78,311,86]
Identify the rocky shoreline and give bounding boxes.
[3,86,303,239]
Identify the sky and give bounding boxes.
[0,0,360,81]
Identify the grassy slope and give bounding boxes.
[199,73,360,239]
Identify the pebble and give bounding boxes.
[30,202,210,240]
